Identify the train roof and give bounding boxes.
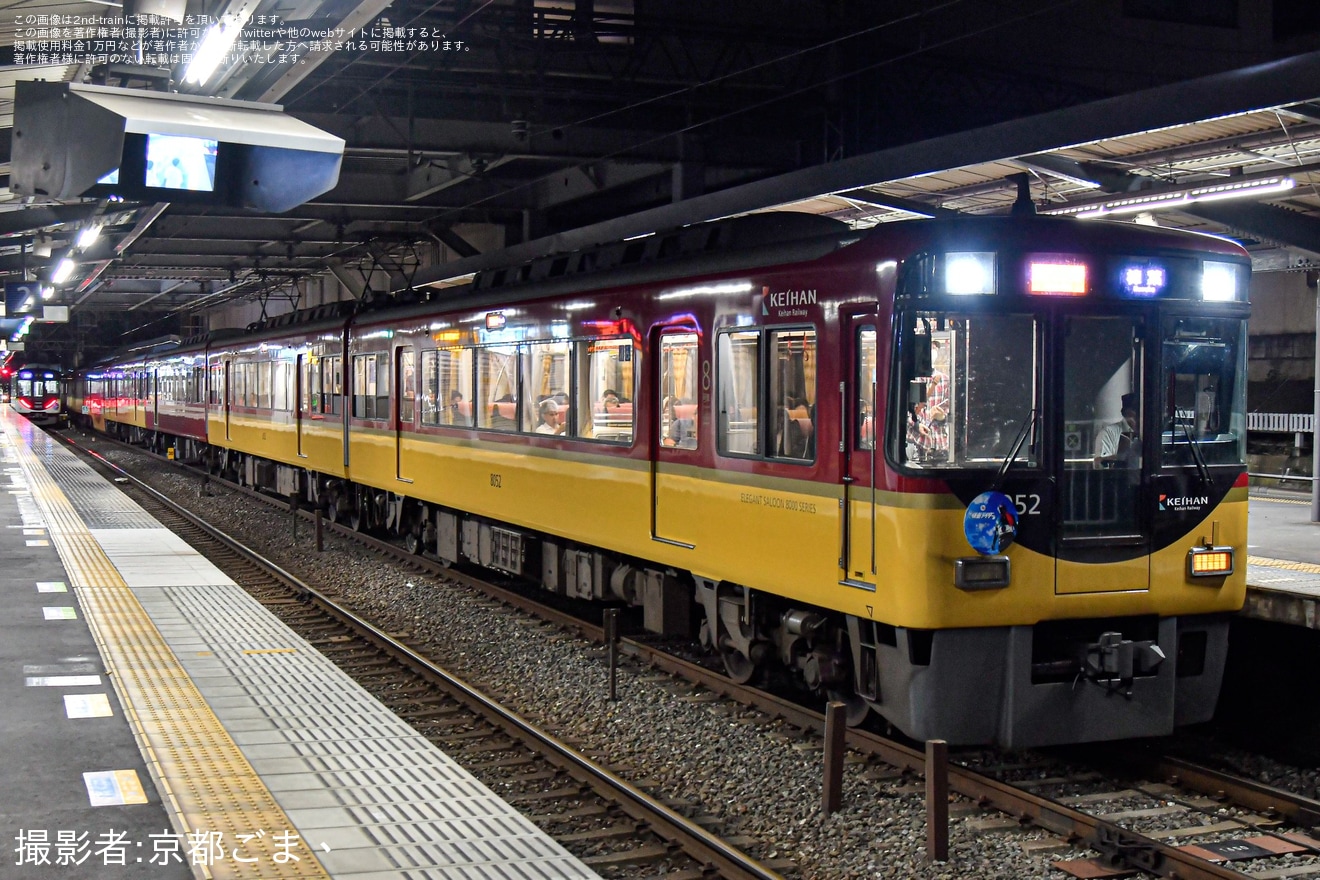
[84,212,1250,367]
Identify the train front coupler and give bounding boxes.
[1080,631,1167,697]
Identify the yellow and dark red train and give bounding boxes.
[71,212,1251,748]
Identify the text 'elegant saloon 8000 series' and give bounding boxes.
[70,212,1250,748]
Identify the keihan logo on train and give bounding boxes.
[760,286,817,317]
[1159,494,1209,512]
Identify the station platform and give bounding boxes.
[1244,488,1320,630]
[0,408,600,880]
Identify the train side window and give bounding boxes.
[717,329,760,456]
[303,356,319,413]
[350,354,391,420]
[323,353,337,416]
[234,364,248,407]
[273,361,293,411]
[321,355,342,416]
[768,328,816,462]
[398,349,416,424]
[857,328,877,451]
[421,348,474,427]
[659,332,699,449]
[258,365,269,409]
[477,345,519,431]
[580,337,635,443]
[374,355,390,419]
[522,340,572,436]
[208,362,223,406]
[420,351,440,425]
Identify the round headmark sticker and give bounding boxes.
[964,491,1018,556]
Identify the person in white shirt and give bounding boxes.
[1094,392,1139,467]
[535,398,564,435]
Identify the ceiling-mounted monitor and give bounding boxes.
[145,134,218,192]
[11,82,344,212]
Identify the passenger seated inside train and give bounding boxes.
[489,394,517,430]
[535,398,565,435]
[447,390,471,425]
[778,397,814,459]
[591,388,633,439]
[659,398,698,449]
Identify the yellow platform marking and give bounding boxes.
[1249,555,1320,574]
[242,649,299,655]
[7,428,330,880]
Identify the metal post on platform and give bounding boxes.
[926,739,949,861]
[1312,279,1319,522]
[604,609,620,701]
[822,701,846,816]
[315,506,324,552]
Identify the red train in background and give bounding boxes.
[11,364,69,427]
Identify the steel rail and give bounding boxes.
[68,435,787,880]
[79,432,1268,880]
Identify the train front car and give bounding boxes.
[11,366,69,427]
[843,217,1249,748]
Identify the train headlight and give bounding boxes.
[943,252,996,295]
[954,556,1011,590]
[1187,546,1234,578]
[1201,261,1241,302]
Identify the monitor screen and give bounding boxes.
[144,133,218,192]
[97,168,120,185]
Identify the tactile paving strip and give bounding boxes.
[8,416,600,880]
[154,582,592,875]
[33,444,161,529]
[1249,555,1320,574]
[6,423,331,880]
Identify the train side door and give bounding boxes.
[840,309,881,588]
[650,328,702,549]
[295,354,307,458]
[394,347,415,483]
[223,360,233,441]
[150,369,160,430]
[1055,314,1150,594]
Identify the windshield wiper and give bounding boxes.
[1175,416,1212,487]
[994,408,1037,490]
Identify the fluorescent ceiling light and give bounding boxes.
[77,225,101,249]
[184,7,253,87]
[51,258,76,284]
[1041,176,1295,218]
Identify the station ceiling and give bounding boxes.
[3,2,1320,365]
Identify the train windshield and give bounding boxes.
[17,376,60,396]
[1159,316,1247,467]
[894,311,1039,470]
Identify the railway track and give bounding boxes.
[66,436,792,880]
[66,430,1320,880]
